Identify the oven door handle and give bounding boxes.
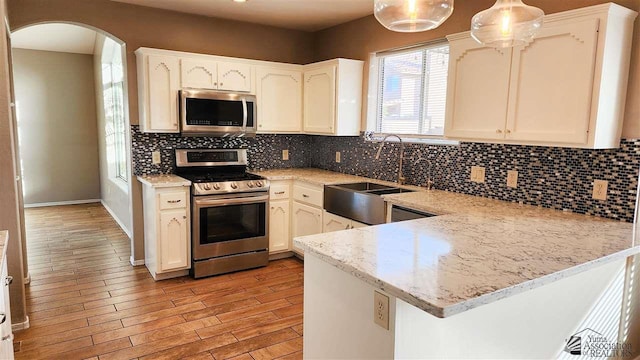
[195,195,269,207]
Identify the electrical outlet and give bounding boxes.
[471,166,485,183]
[507,170,518,188]
[152,151,161,165]
[373,290,389,330]
[592,179,608,200]
[282,149,289,161]
[335,151,341,163]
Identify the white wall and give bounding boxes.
[12,48,100,205]
[93,34,131,236]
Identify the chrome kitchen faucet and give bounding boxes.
[375,134,405,185]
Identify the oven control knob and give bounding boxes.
[247,181,254,188]
[212,183,221,190]
[256,181,263,187]
[230,183,238,189]
[203,183,212,191]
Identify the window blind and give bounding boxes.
[376,42,449,136]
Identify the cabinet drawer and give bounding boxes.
[270,184,290,200]
[159,192,187,210]
[293,183,323,207]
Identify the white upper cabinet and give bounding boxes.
[181,59,217,89]
[303,58,364,136]
[304,66,336,134]
[445,4,637,149]
[181,59,252,92]
[445,40,512,140]
[136,48,363,136]
[137,53,181,133]
[505,19,599,144]
[256,66,303,133]
[217,61,252,92]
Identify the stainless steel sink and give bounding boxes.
[337,182,396,191]
[324,182,414,225]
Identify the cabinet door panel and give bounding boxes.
[181,59,217,89]
[444,39,511,140]
[292,202,323,254]
[148,55,180,131]
[159,209,189,271]
[269,199,290,253]
[304,66,336,134]
[506,19,599,144]
[218,61,252,92]
[257,67,302,132]
[323,211,351,233]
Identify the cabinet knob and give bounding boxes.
[302,194,309,198]
[183,216,187,219]
[1,334,11,341]
[5,276,12,286]
[271,206,275,210]
[214,82,218,86]
[0,313,5,324]
[345,224,351,229]
[220,83,223,86]
[506,129,511,134]
[259,124,263,128]
[496,129,503,134]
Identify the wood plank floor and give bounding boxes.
[15,203,304,360]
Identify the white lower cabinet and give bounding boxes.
[291,201,323,256]
[159,209,189,271]
[141,184,191,280]
[269,199,291,253]
[323,211,367,232]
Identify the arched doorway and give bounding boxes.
[10,22,135,282]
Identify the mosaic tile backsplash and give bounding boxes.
[131,125,308,174]
[307,136,640,222]
[131,125,640,222]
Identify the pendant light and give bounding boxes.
[374,0,454,33]
[470,0,544,48]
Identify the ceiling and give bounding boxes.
[110,0,374,32]
[11,23,98,54]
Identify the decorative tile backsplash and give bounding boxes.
[131,125,640,222]
[131,125,308,174]
[307,136,640,222]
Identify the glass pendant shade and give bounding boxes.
[470,0,544,48]
[374,0,454,32]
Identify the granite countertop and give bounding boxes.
[251,168,424,190]
[278,168,639,318]
[137,174,191,188]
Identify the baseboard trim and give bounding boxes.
[101,200,132,238]
[24,271,30,285]
[24,199,100,208]
[130,256,144,267]
[12,316,29,331]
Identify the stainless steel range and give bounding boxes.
[175,149,269,278]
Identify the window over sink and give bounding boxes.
[368,41,456,144]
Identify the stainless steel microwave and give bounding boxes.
[179,89,256,137]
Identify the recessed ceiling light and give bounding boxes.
[232,0,247,3]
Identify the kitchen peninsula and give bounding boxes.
[289,178,638,359]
